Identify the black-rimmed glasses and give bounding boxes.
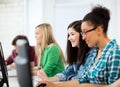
[80,26,97,36]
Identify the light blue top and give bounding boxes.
[56,47,93,81]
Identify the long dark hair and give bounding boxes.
[66,20,90,65]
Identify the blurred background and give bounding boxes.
[0,0,120,58]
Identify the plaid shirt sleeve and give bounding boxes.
[107,47,120,84]
[78,39,120,84]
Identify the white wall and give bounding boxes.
[26,0,57,46]
[53,0,120,54]
[26,0,120,55]
[26,0,43,45]
[0,0,120,58]
[54,3,92,54]
[0,0,26,58]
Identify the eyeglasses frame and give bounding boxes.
[80,26,97,36]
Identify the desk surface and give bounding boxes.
[7,69,37,87]
[0,68,19,87]
[9,77,19,87]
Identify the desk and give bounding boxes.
[6,68,19,87]
[7,69,37,87]
[0,69,19,87]
[9,77,19,87]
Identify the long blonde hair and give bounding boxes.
[35,23,65,66]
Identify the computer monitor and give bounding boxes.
[15,40,33,87]
[0,42,9,87]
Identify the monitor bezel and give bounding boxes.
[0,42,9,87]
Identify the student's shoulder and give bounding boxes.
[88,46,97,53]
[48,43,58,48]
[47,43,59,50]
[12,49,17,53]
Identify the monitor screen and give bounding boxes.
[0,42,9,87]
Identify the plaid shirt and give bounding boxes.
[79,39,120,84]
